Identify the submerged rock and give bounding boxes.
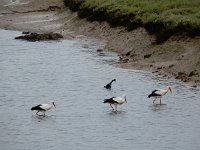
[144,54,152,59]
[22,31,30,34]
[189,70,199,77]
[97,49,103,52]
[15,32,63,41]
[176,72,190,82]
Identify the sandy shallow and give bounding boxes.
[0,0,199,87]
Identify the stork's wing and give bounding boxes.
[113,97,123,103]
[104,97,119,104]
[39,104,50,110]
[31,104,45,111]
[154,89,164,95]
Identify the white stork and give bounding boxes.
[31,101,56,116]
[104,79,116,89]
[104,95,127,111]
[148,86,172,104]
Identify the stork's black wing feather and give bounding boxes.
[148,90,161,98]
[104,97,119,104]
[31,104,45,111]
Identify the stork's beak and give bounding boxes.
[53,102,56,108]
[125,97,127,103]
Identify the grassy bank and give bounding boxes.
[64,0,200,42]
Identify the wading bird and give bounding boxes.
[31,101,56,116]
[104,95,127,111]
[104,79,116,89]
[148,86,172,105]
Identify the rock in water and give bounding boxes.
[15,32,63,41]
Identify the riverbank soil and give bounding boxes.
[0,0,199,87]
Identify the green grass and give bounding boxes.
[64,0,200,42]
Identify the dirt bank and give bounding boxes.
[0,0,199,87]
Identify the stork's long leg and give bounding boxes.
[110,104,115,110]
[36,111,39,115]
[115,105,117,111]
[36,111,46,116]
[153,98,157,103]
[160,98,162,105]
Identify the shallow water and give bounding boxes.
[0,29,200,150]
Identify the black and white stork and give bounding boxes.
[104,95,127,111]
[104,79,116,89]
[31,101,56,116]
[148,86,172,105]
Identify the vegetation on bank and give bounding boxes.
[64,0,200,42]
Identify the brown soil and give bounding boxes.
[0,0,199,87]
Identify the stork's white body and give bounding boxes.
[104,95,127,111]
[39,103,54,111]
[148,86,172,104]
[113,96,126,104]
[31,101,56,116]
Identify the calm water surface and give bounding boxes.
[0,29,200,150]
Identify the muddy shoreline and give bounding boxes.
[0,0,199,87]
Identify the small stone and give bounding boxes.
[144,54,152,59]
[97,49,103,52]
[191,85,197,88]
[22,31,29,34]
[125,51,131,56]
[189,70,198,77]
[168,64,174,68]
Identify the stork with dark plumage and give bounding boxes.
[104,79,116,89]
